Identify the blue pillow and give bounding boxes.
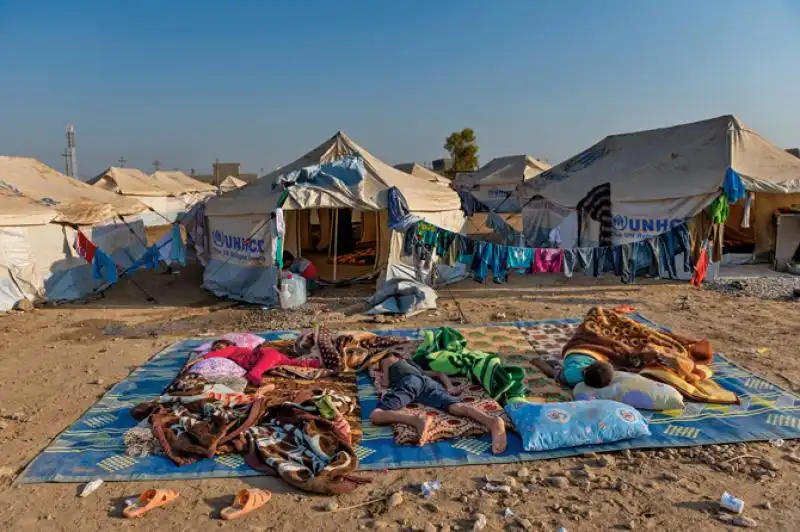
[505,400,650,452]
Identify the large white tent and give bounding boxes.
[203,131,466,305]
[0,157,149,310]
[393,163,452,186]
[453,154,551,212]
[217,175,248,193]
[518,115,800,253]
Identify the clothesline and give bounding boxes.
[400,217,695,286]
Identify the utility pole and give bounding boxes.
[152,159,161,172]
[65,124,78,178]
[213,157,220,186]
[118,156,127,167]
[62,149,71,176]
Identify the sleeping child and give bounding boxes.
[369,354,507,454]
[196,339,321,386]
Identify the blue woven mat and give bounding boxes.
[19,316,800,483]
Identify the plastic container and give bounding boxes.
[279,274,307,309]
[720,491,745,514]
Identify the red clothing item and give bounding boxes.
[204,346,321,385]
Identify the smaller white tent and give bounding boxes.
[218,175,248,193]
[0,157,149,310]
[393,163,452,186]
[453,154,551,212]
[90,167,211,227]
[203,132,466,306]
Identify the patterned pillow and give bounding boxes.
[573,371,684,411]
[193,333,265,355]
[504,399,650,452]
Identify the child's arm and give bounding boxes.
[425,371,458,394]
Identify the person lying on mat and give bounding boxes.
[560,356,615,388]
[369,354,507,454]
[282,251,319,289]
[197,339,321,386]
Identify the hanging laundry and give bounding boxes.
[402,223,418,256]
[532,248,564,273]
[92,248,119,284]
[741,191,754,229]
[491,244,509,283]
[73,231,97,263]
[645,238,662,276]
[472,242,492,283]
[444,236,460,266]
[507,246,533,272]
[575,248,594,273]
[577,183,612,246]
[156,224,187,267]
[562,249,576,278]
[436,230,456,258]
[591,247,616,277]
[458,236,475,264]
[486,212,525,246]
[128,245,161,272]
[690,246,710,287]
[387,186,420,230]
[620,244,634,284]
[723,168,746,204]
[660,224,692,279]
[707,195,729,224]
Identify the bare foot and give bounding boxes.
[413,415,434,446]
[489,416,507,454]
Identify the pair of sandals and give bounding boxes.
[122,488,271,520]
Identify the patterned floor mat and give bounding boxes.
[18,316,800,482]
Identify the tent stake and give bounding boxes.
[333,208,339,282]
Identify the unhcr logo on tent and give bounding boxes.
[612,215,684,233]
[211,230,266,260]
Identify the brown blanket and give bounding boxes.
[562,307,737,404]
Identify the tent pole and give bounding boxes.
[333,208,339,281]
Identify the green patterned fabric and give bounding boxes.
[413,327,527,404]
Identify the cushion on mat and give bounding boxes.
[573,371,684,411]
[504,399,650,452]
[193,332,265,355]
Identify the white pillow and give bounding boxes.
[574,371,684,411]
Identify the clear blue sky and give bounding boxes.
[1,0,799,179]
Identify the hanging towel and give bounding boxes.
[563,249,577,278]
[92,248,119,284]
[458,236,475,264]
[533,248,564,273]
[472,242,492,283]
[690,247,710,287]
[723,168,746,204]
[741,191,754,229]
[507,246,533,272]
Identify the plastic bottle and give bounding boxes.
[720,492,745,514]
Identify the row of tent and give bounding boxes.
[0,160,236,311]
[2,114,799,310]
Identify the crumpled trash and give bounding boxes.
[483,483,512,494]
[79,479,103,498]
[503,507,515,519]
[420,480,441,498]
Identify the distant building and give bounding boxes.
[431,158,454,174]
[193,161,258,186]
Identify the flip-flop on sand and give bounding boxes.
[123,489,179,518]
[220,489,272,520]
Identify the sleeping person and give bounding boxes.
[561,356,614,389]
[196,339,321,386]
[369,354,507,454]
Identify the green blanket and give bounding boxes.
[412,327,526,404]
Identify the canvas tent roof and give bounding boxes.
[206,132,462,216]
[0,156,146,225]
[454,155,551,190]
[519,115,800,207]
[152,170,216,194]
[393,163,451,185]
[89,167,180,196]
[218,175,247,193]
[0,188,58,226]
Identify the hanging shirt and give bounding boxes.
[74,232,97,263]
[507,247,533,272]
[532,248,564,273]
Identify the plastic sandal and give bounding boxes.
[122,489,180,518]
[220,489,272,520]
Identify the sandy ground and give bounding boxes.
[0,266,798,531]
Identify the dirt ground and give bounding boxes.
[0,266,798,531]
